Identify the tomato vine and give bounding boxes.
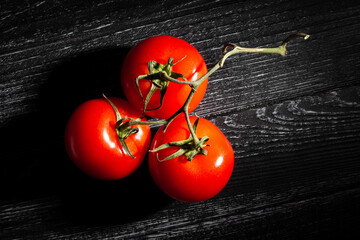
[66,33,310,199]
[119,33,310,161]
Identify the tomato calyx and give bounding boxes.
[135,56,188,115]
[150,118,209,162]
[115,117,141,158]
[103,94,140,158]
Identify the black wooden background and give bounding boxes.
[1,0,360,239]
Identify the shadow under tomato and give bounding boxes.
[1,48,129,199]
[0,47,172,225]
[60,154,172,225]
[45,48,173,224]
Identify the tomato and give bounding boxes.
[148,116,234,202]
[121,35,208,119]
[65,98,151,180]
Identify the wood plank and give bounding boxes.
[2,186,360,239]
[1,86,360,239]
[1,0,360,239]
[1,0,359,123]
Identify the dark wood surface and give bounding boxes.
[1,0,360,239]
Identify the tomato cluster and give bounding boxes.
[65,35,234,202]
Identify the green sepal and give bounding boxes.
[134,57,187,115]
[150,117,209,162]
[119,138,135,159]
[103,94,140,159]
[142,83,158,115]
[115,120,140,159]
[170,71,188,82]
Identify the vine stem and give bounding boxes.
[127,119,168,126]
[102,33,309,161]
[162,33,310,142]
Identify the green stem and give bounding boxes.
[220,33,310,66]
[163,33,309,148]
[128,119,168,126]
[164,33,310,90]
[164,88,195,130]
[131,33,309,161]
[102,94,135,158]
[183,90,199,144]
[159,71,193,85]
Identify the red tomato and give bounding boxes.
[121,35,208,119]
[65,98,151,180]
[148,116,234,202]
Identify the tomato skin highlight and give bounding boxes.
[148,116,234,202]
[121,35,208,119]
[65,98,151,180]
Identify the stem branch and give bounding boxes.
[134,33,310,161]
[163,32,309,151]
[128,119,168,126]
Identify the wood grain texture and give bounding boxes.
[1,0,360,239]
[1,87,360,239]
